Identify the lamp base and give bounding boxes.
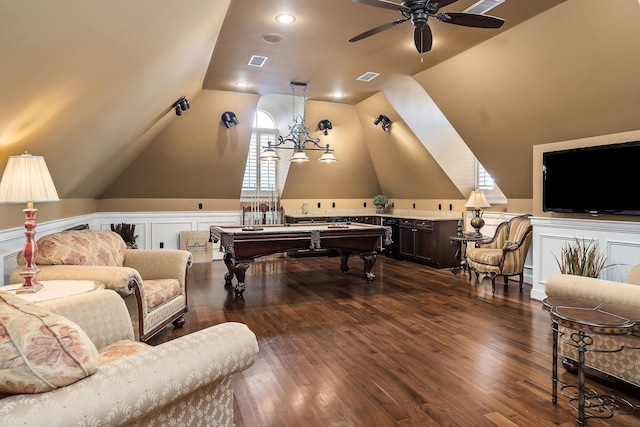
[16,281,44,294]
[17,205,44,293]
[470,211,485,237]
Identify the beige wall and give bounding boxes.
[415,0,640,200]
[100,90,259,199]
[356,92,463,200]
[96,198,241,212]
[281,100,381,199]
[4,1,640,232]
[0,199,95,229]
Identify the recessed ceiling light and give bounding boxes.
[236,82,249,88]
[275,14,295,24]
[332,92,344,99]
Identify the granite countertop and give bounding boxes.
[284,209,462,221]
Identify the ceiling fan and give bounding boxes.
[349,0,505,53]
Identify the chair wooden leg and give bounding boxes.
[491,275,496,294]
[518,273,524,293]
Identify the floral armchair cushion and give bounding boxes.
[0,291,99,394]
[16,230,126,267]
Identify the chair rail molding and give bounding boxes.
[531,216,640,301]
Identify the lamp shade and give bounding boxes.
[290,151,310,162]
[259,147,281,161]
[0,153,59,204]
[318,150,338,163]
[464,190,490,209]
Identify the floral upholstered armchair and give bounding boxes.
[0,289,259,426]
[466,215,533,293]
[9,230,192,341]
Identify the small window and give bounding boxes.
[478,164,495,190]
[241,110,278,197]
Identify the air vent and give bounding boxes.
[356,72,380,82]
[248,55,268,67]
[464,0,505,15]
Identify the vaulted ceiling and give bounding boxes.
[1,0,640,213]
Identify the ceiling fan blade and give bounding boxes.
[349,19,409,42]
[352,0,410,12]
[432,0,459,11]
[437,12,505,29]
[414,25,433,53]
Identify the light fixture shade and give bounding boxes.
[260,147,281,161]
[290,151,310,162]
[464,190,490,209]
[318,150,338,163]
[0,153,59,204]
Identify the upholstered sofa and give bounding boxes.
[545,267,640,387]
[9,230,192,341]
[0,289,259,426]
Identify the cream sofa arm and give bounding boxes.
[0,322,259,427]
[124,249,192,283]
[39,290,135,348]
[9,265,142,297]
[545,273,640,306]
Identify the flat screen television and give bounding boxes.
[542,140,640,216]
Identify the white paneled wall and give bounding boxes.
[531,217,640,301]
[1,211,242,284]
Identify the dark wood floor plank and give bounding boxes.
[148,255,640,427]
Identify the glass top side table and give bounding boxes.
[542,296,640,425]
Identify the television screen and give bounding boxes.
[543,140,640,216]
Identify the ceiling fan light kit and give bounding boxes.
[350,0,505,53]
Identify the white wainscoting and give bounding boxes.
[531,216,640,301]
[1,211,242,285]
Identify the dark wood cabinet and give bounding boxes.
[399,218,458,268]
[349,216,381,225]
[284,215,457,267]
[399,219,417,259]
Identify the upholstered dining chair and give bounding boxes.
[466,215,533,293]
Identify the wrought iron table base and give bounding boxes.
[544,297,640,426]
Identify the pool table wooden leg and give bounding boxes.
[360,251,377,284]
[338,251,351,275]
[223,252,249,297]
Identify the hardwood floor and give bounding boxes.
[148,254,640,426]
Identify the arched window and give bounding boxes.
[241,109,278,203]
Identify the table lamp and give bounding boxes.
[0,152,59,293]
[465,189,490,237]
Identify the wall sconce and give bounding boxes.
[374,114,391,131]
[221,111,240,128]
[173,96,190,116]
[317,119,333,135]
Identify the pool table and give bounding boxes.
[209,223,390,297]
